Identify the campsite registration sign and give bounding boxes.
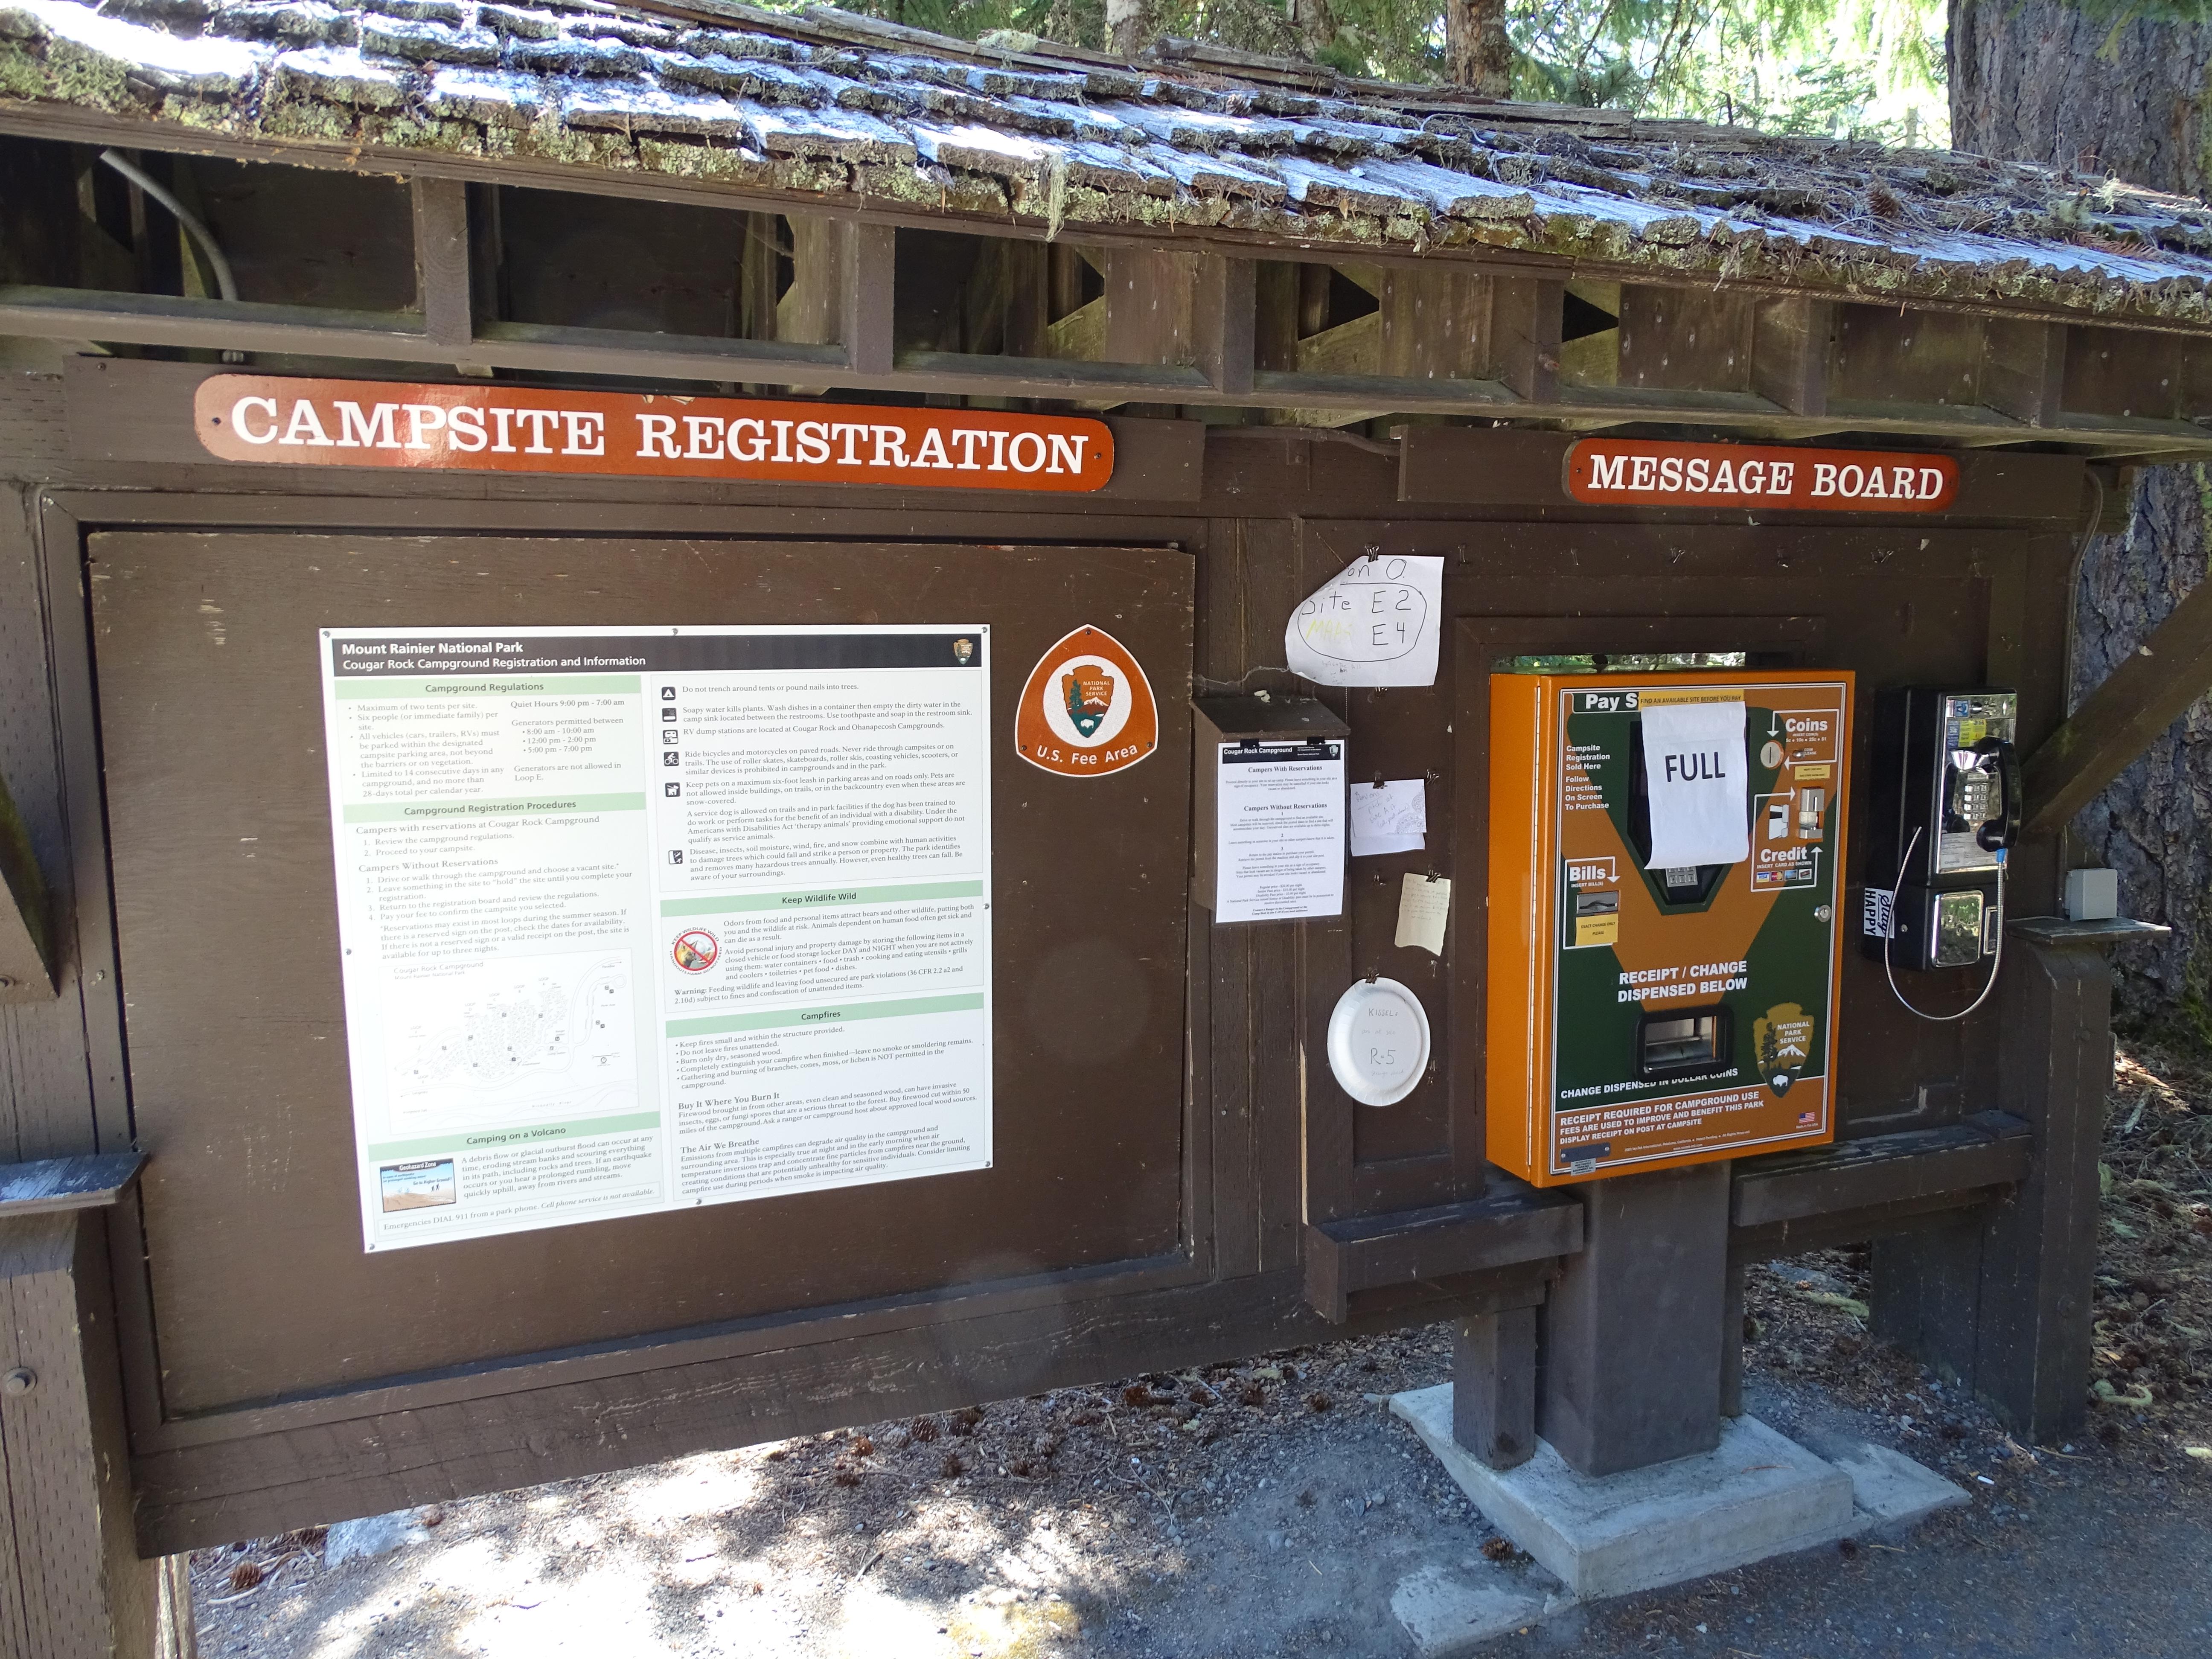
[196,374,1116,491]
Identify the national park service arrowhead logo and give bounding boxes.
[1754,1002,1816,1097]
[1016,626,1158,778]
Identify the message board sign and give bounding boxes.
[1564,439,1957,512]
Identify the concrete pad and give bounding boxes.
[1825,1438,1969,1531]
[1391,1384,1856,1601]
[1389,1563,1552,1657]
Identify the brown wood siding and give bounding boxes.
[0,362,2098,1548]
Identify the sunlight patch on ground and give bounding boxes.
[620,1452,763,1530]
[945,1595,1083,1658]
[833,1583,955,1658]
[445,1544,673,1656]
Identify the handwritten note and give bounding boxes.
[1395,873,1452,956]
[1285,555,1444,688]
[1349,778,1426,857]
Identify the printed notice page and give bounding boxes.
[1213,739,1347,923]
[1639,692,1749,870]
[320,626,992,1250]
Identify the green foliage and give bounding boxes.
[837,0,1949,146]
[1506,0,1948,141]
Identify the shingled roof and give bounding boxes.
[7,0,2212,329]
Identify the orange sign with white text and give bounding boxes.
[1565,439,1957,512]
[192,375,1115,492]
[1014,626,1160,779]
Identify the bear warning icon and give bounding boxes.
[1015,625,1158,778]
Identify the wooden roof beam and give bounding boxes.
[3,283,2209,458]
[2023,573,2212,837]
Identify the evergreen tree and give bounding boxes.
[849,0,1946,144]
[1952,0,2212,1036]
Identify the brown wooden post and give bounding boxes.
[408,178,472,352]
[1980,318,2066,426]
[840,223,896,376]
[1749,297,1829,416]
[1452,1306,1535,1468]
[1192,255,1255,395]
[1870,937,2107,1441]
[0,1202,164,1658]
[776,216,850,347]
[1537,1164,1730,1476]
[1104,248,1197,367]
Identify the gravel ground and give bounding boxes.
[193,1042,2212,1659]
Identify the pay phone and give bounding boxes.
[1488,670,1853,1187]
[1860,688,2018,982]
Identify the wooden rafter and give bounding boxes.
[2023,571,2212,836]
[7,177,2212,460]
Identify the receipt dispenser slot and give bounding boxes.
[1636,1008,1729,1079]
[1486,670,1854,1186]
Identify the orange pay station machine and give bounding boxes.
[1472,667,2032,1478]
[1488,670,1854,1187]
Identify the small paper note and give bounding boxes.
[1640,696,1749,870]
[1349,778,1426,857]
[1394,873,1452,956]
[1285,555,1444,688]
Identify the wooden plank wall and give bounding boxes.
[0,368,2111,1550]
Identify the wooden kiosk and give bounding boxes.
[3,1,2212,1646]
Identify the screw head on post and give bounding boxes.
[2,1368,36,1396]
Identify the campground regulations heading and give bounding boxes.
[1564,438,1958,512]
[194,374,1116,492]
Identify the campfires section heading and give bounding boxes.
[1564,438,1958,512]
[193,374,1116,493]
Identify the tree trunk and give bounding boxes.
[1106,0,1147,59]
[1952,0,2212,1033]
[1289,0,1336,64]
[1950,3,2212,190]
[1445,0,1511,96]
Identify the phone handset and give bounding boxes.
[1976,737,2021,854]
[1942,737,2020,853]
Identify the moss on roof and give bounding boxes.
[6,0,2212,326]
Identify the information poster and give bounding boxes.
[319,626,993,1250]
[1213,738,1347,923]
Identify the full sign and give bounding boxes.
[194,374,1116,492]
[1565,438,1958,512]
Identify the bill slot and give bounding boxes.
[1572,888,1620,947]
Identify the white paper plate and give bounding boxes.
[1325,977,1432,1107]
